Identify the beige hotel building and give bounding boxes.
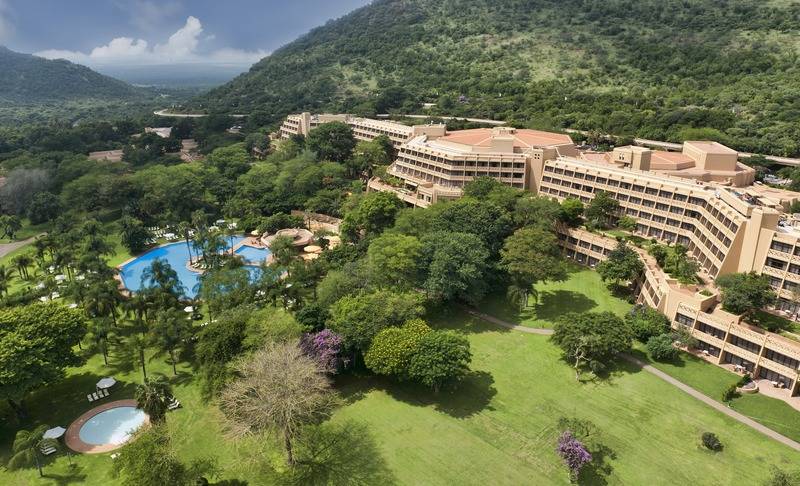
[279,114,800,400]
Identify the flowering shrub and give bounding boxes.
[299,329,343,372]
[556,431,592,482]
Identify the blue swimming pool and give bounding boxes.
[235,244,271,263]
[79,406,146,446]
[119,237,270,298]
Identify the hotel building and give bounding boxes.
[279,113,800,399]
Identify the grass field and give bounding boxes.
[2,307,799,485]
[632,343,800,444]
[482,263,633,328]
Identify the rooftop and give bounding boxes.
[437,127,573,150]
[684,140,739,156]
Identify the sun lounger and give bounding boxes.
[99,389,108,398]
[91,392,99,401]
[41,446,57,455]
[110,453,120,460]
[168,399,181,410]
[87,394,94,402]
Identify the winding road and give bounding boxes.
[467,307,800,452]
[0,235,40,259]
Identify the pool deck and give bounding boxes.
[65,399,150,454]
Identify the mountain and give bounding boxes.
[0,46,140,103]
[197,0,800,157]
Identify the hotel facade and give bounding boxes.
[279,113,800,398]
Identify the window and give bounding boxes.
[675,313,695,327]
[766,257,788,270]
[771,241,793,254]
[696,321,725,339]
[728,335,761,354]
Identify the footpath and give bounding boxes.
[466,307,800,453]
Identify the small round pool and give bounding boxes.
[78,406,146,446]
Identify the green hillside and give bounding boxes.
[198,0,800,156]
[0,46,140,103]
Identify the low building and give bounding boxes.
[88,150,124,162]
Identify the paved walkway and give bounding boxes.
[0,234,41,259]
[468,307,800,453]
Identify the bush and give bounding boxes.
[625,305,670,342]
[722,384,739,402]
[701,432,723,452]
[646,334,678,361]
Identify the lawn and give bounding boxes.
[482,263,632,328]
[1,308,799,484]
[632,343,800,444]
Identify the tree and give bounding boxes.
[513,195,562,229]
[27,191,61,224]
[408,331,472,392]
[11,253,32,280]
[701,431,723,452]
[0,215,23,240]
[716,272,777,319]
[327,290,425,353]
[584,191,619,229]
[764,467,800,486]
[347,139,390,179]
[306,121,356,163]
[364,319,431,378]
[219,342,339,465]
[647,334,678,361]
[552,312,633,380]
[0,304,87,418]
[500,226,566,307]
[269,235,297,272]
[299,329,344,373]
[624,305,670,342]
[366,233,422,289]
[135,376,174,424]
[119,216,152,254]
[141,259,185,308]
[341,191,404,241]
[206,143,251,179]
[596,239,643,285]
[421,231,490,305]
[150,308,192,375]
[556,431,592,483]
[7,425,50,477]
[618,215,637,231]
[88,317,114,365]
[196,310,247,367]
[0,264,14,296]
[433,198,513,255]
[199,267,256,322]
[114,425,215,486]
[559,198,584,227]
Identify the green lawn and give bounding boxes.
[633,343,800,444]
[0,220,49,245]
[1,308,799,484]
[482,263,632,328]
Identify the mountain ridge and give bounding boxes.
[0,46,141,104]
[196,0,800,157]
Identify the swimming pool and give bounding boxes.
[119,237,270,298]
[78,406,146,446]
[235,244,271,263]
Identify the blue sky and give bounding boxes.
[0,0,371,67]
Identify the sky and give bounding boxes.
[0,0,371,68]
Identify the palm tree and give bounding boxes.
[128,334,149,382]
[0,265,15,296]
[177,221,195,265]
[89,317,114,365]
[11,254,32,280]
[506,284,529,312]
[135,377,173,424]
[225,225,238,256]
[85,278,123,326]
[7,425,50,477]
[150,308,191,375]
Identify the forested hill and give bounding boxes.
[0,46,140,103]
[197,0,800,157]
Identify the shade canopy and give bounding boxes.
[96,377,116,389]
[43,426,66,439]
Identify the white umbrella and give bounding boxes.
[96,377,116,389]
[43,426,66,440]
[184,306,194,313]
[250,230,260,236]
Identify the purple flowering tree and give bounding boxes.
[556,431,592,482]
[299,329,343,373]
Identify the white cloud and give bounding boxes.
[34,16,267,66]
